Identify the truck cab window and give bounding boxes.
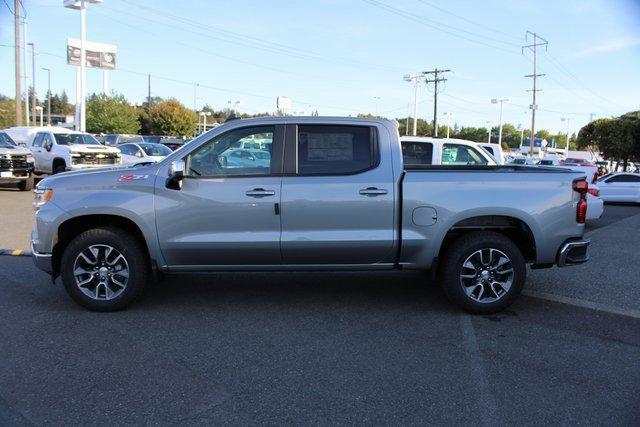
[441,144,488,166]
[402,141,433,165]
[185,126,274,177]
[297,125,375,175]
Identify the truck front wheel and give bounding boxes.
[60,227,148,311]
[439,231,526,314]
[17,175,34,191]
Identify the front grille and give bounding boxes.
[0,155,29,169]
[72,153,118,166]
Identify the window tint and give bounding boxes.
[139,143,171,157]
[607,174,640,183]
[401,141,433,165]
[297,125,375,175]
[186,126,274,177]
[32,133,44,147]
[105,135,117,145]
[0,132,16,147]
[119,144,135,156]
[441,144,488,165]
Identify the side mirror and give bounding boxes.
[44,141,52,152]
[166,159,185,190]
[136,151,144,158]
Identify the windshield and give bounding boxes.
[54,133,101,145]
[140,143,172,156]
[0,132,17,148]
[120,135,145,144]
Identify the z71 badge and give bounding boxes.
[118,174,149,182]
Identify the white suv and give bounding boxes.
[28,129,121,174]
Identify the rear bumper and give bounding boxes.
[556,239,590,267]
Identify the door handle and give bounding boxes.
[245,188,276,197]
[359,187,388,196]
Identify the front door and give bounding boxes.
[155,125,284,267]
[280,124,396,265]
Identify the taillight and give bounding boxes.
[573,179,588,223]
[587,187,599,197]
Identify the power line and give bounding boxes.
[415,0,521,42]
[3,0,14,15]
[362,0,521,55]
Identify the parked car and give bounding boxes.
[102,134,145,146]
[31,117,590,313]
[142,136,189,151]
[477,142,505,164]
[585,184,604,220]
[400,136,496,166]
[0,131,34,190]
[26,128,121,174]
[509,157,536,166]
[219,148,271,168]
[562,157,595,167]
[118,142,172,165]
[596,173,640,203]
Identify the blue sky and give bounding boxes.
[1,0,639,133]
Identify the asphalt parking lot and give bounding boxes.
[0,186,639,424]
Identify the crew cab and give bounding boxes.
[400,136,496,166]
[0,131,34,191]
[31,117,590,313]
[26,127,121,174]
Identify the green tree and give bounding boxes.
[145,98,197,136]
[86,93,141,134]
[49,91,75,115]
[577,115,640,171]
[0,96,17,128]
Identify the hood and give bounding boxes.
[66,144,120,154]
[0,146,32,156]
[38,162,159,189]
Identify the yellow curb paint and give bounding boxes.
[11,250,23,256]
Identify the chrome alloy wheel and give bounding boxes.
[459,248,514,304]
[73,244,129,300]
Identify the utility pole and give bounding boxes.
[28,42,35,126]
[23,16,28,125]
[147,73,151,108]
[424,68,451,137]
[42,67,51,125]
[403,73,422,136]
[14,0,23,126]
[523,31,547,156]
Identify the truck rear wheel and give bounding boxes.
[439,231,526,314]
[60,227,148,311]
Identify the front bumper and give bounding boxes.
[0,167,32,183]
[556,239,590,267]
[31,240,53,274]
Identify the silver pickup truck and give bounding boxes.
[31,117,590,313]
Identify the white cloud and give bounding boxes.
[573,36,640,58]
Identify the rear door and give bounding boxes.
[280,123,395,265]
[29,133,46,172]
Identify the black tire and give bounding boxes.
[17,175,34,191]
[60,227,148,311]
[53,162,66,174]
[439,231,526,314]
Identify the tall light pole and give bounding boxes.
[42,67,51,125]
[491,98,508,147]
[486,121,493,144]
[193,83,198,111]
[64,0,103,132]
[35,105,43,126]
[443,112,453,139]
[28,42,35,126]
[373,96,381,117]
[517,123,524,149]
[199,111,211,134]
[561,117,571,157]
[227,100,243,115]
[404,73,422,136]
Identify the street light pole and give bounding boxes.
[28,42,35,126]
[35,106,43,126]
[486,121,492,144]
[42,67,51,125]
[404,74,421,136]
[491,98,508,147]
[443,112,453,139]
[373,96,381,117]
[561,117,571,157]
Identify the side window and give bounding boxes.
[297,125,376,175]
[606,175,625,183]
[42,134,54,147]
[119,144,133,156]
[483,146,495,155]
[402,141,433,165]
[186,126,274,177]
[441,144,488,166]
[105,135,117,145]
[32,133,44,147]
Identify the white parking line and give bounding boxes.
[522,290,640,319]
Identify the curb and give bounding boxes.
[0,249,32,257]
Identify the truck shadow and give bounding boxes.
[139,270,455,314]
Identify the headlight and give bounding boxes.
[26,155,34,164]
[33,188,53,212]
